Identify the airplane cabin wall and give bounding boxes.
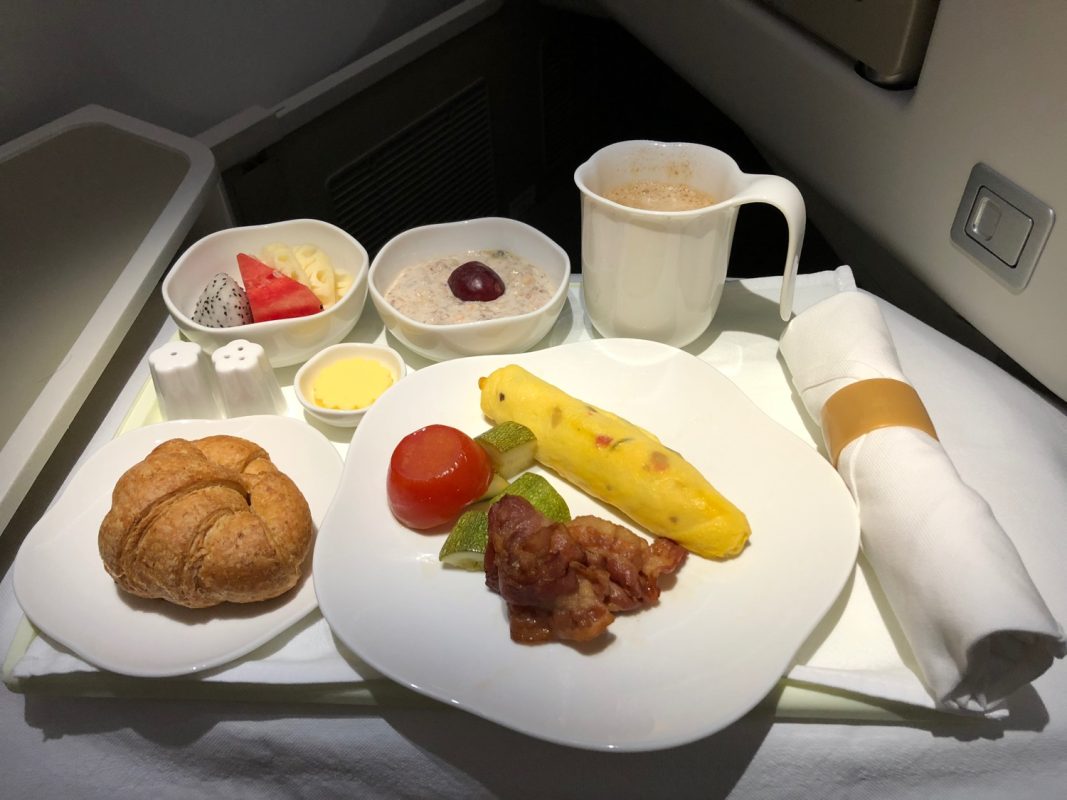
[2,0,459,144]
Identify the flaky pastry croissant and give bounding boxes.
[98,435,313,608]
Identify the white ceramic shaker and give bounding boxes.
[148,340,223,420]
[211,339,287,417]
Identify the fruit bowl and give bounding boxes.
[368,217,571,362]
[163,219,369,367]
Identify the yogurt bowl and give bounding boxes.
[163,219,369,367]
[368,217,570,361]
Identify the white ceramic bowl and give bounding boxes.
[163,219,369,367]
[294,343,406,428]
[368,217,571,361]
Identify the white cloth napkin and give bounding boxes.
[779,290,1066,714]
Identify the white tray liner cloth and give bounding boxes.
[14,266,1066,718]
[779,290,1066,714]
[8,269,1067,800]
[13,606,381,684]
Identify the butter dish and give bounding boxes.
[294,343,406,428]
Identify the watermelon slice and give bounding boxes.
[237,253,323,322]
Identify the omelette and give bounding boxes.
[478,365,751,559]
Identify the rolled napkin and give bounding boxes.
[779,291,1065,714]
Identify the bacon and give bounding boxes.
[485,496,687,644]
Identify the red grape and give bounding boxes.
[448,261,506,301]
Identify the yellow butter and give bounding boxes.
[479,364,751,560]
[313,358,393,410]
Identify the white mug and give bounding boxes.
[574,140,805,347]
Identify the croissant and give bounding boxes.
[98,435,313,608]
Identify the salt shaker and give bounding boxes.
[148,341,223,420]
[211,339,286,417]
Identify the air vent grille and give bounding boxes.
[327,81,496,256]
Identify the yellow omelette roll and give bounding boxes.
[478,364,751,559]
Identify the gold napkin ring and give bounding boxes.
[821,378,938,466]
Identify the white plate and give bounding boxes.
[13,415,342,678]
[315,339,860,751]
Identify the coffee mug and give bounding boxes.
[574,140,805,347]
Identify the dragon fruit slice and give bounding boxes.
[191,273,254,328]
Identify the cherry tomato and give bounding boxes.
[387,424,493,529]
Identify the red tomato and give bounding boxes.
[387,424,493,529]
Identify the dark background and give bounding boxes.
[222,1,841,278]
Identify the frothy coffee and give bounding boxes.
[603,180,716,212]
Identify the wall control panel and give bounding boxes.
[951,163,1054,292]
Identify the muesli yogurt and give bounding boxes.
[384,249,556,325]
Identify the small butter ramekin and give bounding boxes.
[294,343,406,427]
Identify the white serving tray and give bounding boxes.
[5,272,941,727]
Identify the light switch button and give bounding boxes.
[965,186,1033,266]
[968,193,1000,241]
[951,163,1054,292]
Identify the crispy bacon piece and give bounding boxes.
[485,495,687,644]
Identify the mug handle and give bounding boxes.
[731,175,806,321]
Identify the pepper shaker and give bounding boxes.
[148,341,223,420]
[211,339,286,417]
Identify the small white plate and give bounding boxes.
[13,415,342,677]
[314,339,860,751]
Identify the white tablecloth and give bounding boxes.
[2,268,1065,799]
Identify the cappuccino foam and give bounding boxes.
[603,180,716,211]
